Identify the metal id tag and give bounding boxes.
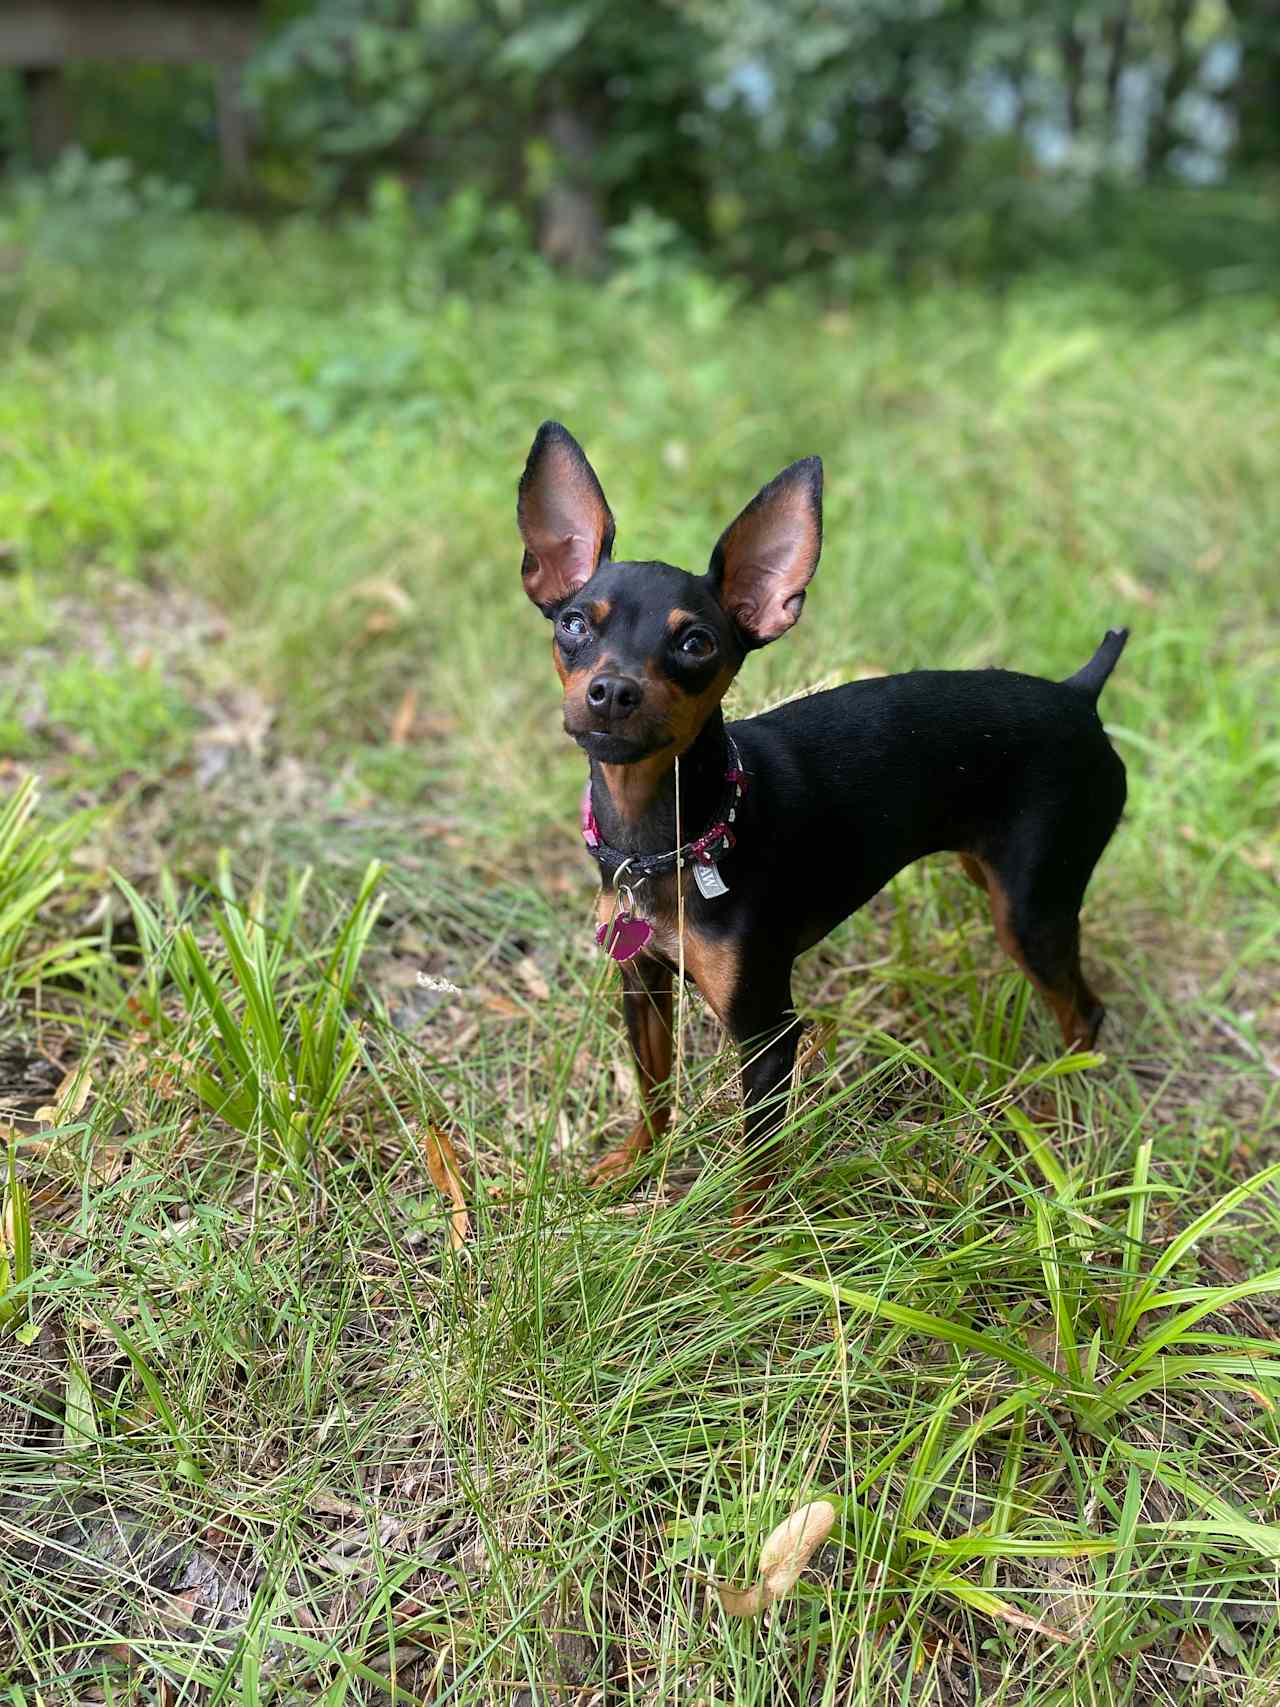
[693,860,729,899]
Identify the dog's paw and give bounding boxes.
[586,1127,651,1188]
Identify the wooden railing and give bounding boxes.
[0,2,261,181]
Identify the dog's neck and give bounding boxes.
[588,710,730,859]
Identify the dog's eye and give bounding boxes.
[679,628,715,658]
[560,612,588,639]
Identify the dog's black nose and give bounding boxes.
[586,673,642,719]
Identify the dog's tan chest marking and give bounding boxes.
[596,888,740,1025]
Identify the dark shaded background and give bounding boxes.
[2,0,1278,290]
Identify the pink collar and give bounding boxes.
[578,738,747,878]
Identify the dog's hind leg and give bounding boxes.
[968,844,1108,1050]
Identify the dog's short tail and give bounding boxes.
[1064,627,1129,703]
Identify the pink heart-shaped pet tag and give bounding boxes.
[595,915,653,962]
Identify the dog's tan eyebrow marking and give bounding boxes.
[586,599,612,625]
[666,608,697,631]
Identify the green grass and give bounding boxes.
[1,202,1279,1703]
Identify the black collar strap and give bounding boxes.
[580,737,747,881]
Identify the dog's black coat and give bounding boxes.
[517,420,1128,1205]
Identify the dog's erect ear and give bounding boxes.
[517,422,616,614]
[707,458,823,647]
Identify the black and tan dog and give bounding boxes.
[517,421,1128,1204]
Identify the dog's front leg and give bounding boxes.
[732,976,801,1223]
[588,954,674,1185]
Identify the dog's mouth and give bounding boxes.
[563,693,675,764]
[571,727,671,765]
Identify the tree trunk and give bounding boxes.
[876,42,915,162]
[1060,24,1086,137]
[1102,7,1130,141]
[538,107,605,274]
[1008,42,1031,139]
[214,64,251,189]
[1146,0,1195,175]
[1226,0,1280,166]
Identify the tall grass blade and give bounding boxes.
[778,1272,1070,1387]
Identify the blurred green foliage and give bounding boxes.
[244,0,1280,278]
[2,0,1278,283]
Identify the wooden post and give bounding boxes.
[22,65,71,165]
[0,4,262,179]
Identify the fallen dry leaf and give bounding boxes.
[307,1487,365,1519]
[0,1190,20,1263]
[352,575,414,638]
[1107,567,1158,608]
[1177,1627,1213,1665]
[795,1020,837,1077]
[1026,1324,1072,1377]
[977,1598,1077,1645]
[157,1586,203,1631]
[389,687,417,746]
[759,1500,837,1599]
[1238,842,1276,874]
[716,1582,766,1617]
[714,1500,837,1618]
[351,575,413,614]
[34,1062,93,1125]
[194,690,273,765]
[422,1124,471,1249]
[1040,1558,1092,1635]
[1173,1625,1220,1681]
[515,956,550,1001]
